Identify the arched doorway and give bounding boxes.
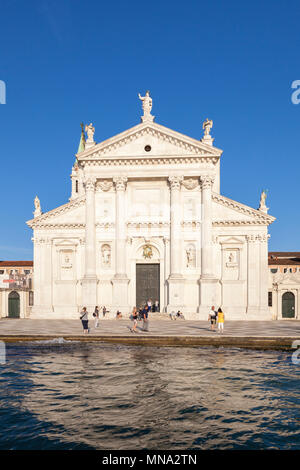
[282,292,295,318]
[8,291,20,318]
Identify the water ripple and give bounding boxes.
[0,344,299,449]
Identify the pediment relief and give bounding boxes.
[77,122,222,161]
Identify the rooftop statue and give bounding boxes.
[85,123,95,143]
[138,90,154,122]
[34,195,42,217]
[203,118,213,136]
[259,189,269,213]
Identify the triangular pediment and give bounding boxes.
[219,236,245,244]
[212,193,276,226]
[26,197,85,228]
[77,121,222,160]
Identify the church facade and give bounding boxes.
[27,93,275,319]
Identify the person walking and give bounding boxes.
[93,306,99,328]
[208,306,217,331]
[155,299,159,312]
[130,306,138,333]
[80,307,89,334]
[217,307,225,334]
[147,299,152,313]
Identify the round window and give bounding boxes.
[144,145,151,152]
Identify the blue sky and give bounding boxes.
[1,0,299,260]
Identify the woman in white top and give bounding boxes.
[80,307,89,334]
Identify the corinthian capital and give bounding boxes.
[84,177,96,191]
[168,175,184,190]
[113,176,128,191]
[200,175,215,189]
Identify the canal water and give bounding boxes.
[0,341,299,450]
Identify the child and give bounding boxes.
[217,307,225,333]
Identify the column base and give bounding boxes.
[81,276,98,312]
[167,276,185,312]
[111,276,130,314]
[246,306,272,320]
[198,277,220,319]
[29,305,54,319]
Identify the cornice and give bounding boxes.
[81,155,219,167]
[213,220,270,226]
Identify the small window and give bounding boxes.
[268,292,272,307]
[76,180,79,193]
[270,268,278,274]
[29,291,34,306]
[0,270,4,274]
[24,270,30,275]
[144,145,151,152]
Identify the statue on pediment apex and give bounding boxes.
[138,90,154,122]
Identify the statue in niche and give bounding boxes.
[226,250,238,269]
[186,246,195,268]
[62,252,72,268]
[101,244,111,266]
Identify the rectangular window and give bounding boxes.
[268,292,272,307]
[29,291,34,306]
[76,180,79,193]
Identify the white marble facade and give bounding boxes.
[27,94,275,319]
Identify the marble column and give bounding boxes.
[198,175,218,317]
[112,176,129,312]
[82,177,97,311]
[167,176,185,312]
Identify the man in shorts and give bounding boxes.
[208,306,217,331]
